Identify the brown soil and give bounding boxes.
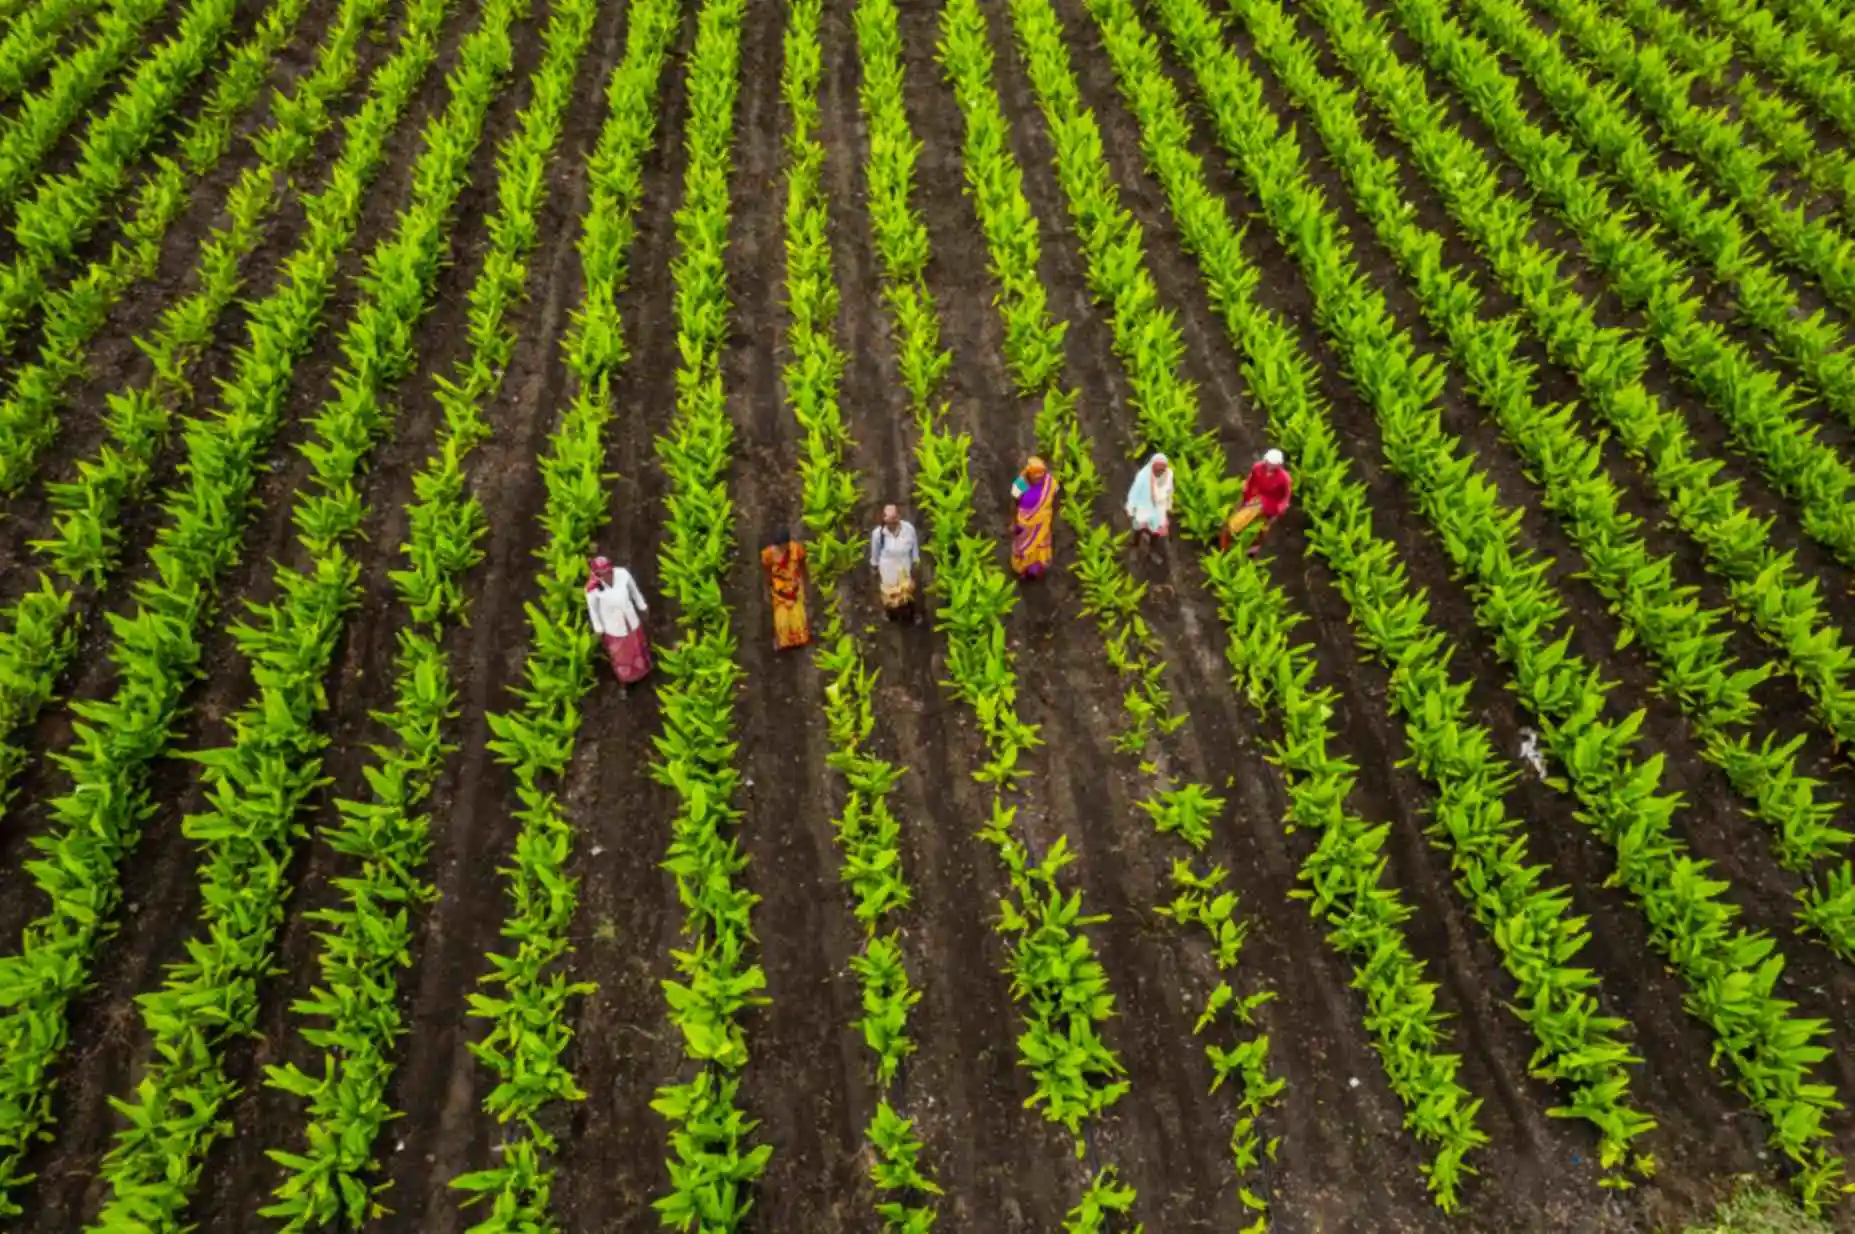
[2,0,1853,1230]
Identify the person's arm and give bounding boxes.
[907,524,919,567]
[625,570,647,611]
[586,589,606,636]
[870,527,882,569]
[1267,471,1292,515]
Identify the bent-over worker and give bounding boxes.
[1222,448,1293,556]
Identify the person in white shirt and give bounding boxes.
[869,504,920,622]
[585,555,652,685]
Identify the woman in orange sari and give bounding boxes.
[1010,456,1056,580]
[760,527,812,650]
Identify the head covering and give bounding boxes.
[586,555,614,592]
[1127,453,1174,519]
[1023,456,1048,482]
[1263,448,1284,467]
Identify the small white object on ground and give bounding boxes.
[1517,727,1548,781]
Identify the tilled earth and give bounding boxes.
[2,0,1853,1229]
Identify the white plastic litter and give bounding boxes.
[1517,727,1548,781]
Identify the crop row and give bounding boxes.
[1324,0,1855,920]
[0,0,453,1214]
[641,0,776,1227]
[1185,0,1848,1207]
[1531,0,1855,329]
[0,0,172,210]
[999,0,1503,1203]
[1253,0,1854,950]
[940,0,1289,1218]
[1522,0,1855,443]
[82,0,527,1223]
[0,0,408,831]
[0,0,326,475]
[0,0,241,363]
[1459,0,1855,565]
[1372,0,1847,1060]
[856,0,1142,1221]
[1772,0,1855,59]
[934,0,1139,1187]
[784,3,942,1224]
[1697,0,1855,148]
[1161,857,1283,1224]
[441,3,684,1229]
[0,0,95,102]
[1410,0,1855,578]
[1609,0,1855,234]
[1314,0,1855,897]
[262,0,611,1225]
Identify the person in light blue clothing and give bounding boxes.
[1125,452,1173,558]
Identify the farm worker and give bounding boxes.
[1222,448,1293,556]
[1010,455,1057,580]
[760,527,812,651]
[1124,452,1173,555]
[585,555,652,685]
[870,504,921,623]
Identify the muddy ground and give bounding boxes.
[0,0,1852,1229]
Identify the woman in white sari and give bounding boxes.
[1125,453,1174,557]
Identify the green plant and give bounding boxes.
[261,0,620,1224]
[0,0,170,213]
[631,0,770,1227]
[999,0,1502,1205]
[0,0,454,1217]
[0,0,99,105]
[934,0,1136,1164]
[0,0,385,826]
[82,1,526,1224]
[1247,0,1852,951]
[1149,0,1847,1204]
[0,0,245,361]
[1684,1179,1836,1232]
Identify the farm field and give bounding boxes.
[0,0,1854,1225]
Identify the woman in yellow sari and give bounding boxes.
[759,527,812,651]
[1010,456,1056,580]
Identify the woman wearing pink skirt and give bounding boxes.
[585,555,652,685]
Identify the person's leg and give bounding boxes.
[1247,516,1273,557]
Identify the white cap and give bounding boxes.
[1263,448,1284,465]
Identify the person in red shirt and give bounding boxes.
[1221,448,1293,556]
